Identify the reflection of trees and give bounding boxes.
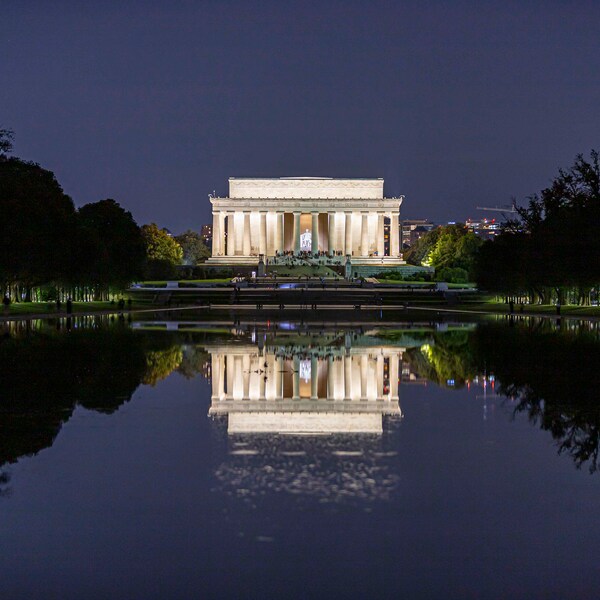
[177,345,211,380]
[409,323,600,473]
[404,329,477,388]
[142,346,183,386]
[470,324,600,473]
[0,326,170,468]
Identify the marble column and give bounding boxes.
[327,356,334,399]
[390,212,400,257]
[311,213,319,254]
[361,213,369,257]
[226,213,234,256]
[293,212,301,254]
[243,213,251,255]
[311,356,318,399]
[377,214,385,257]
[212,212,221,256]
[259,212,267,256]
[277,213,284,254]
[345,212,353,256]
[328,213,336,254]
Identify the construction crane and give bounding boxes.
[476,202,517,214]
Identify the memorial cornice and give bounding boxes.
[210,197,403,211]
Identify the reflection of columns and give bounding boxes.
[293,212,301,254]
[211,354,220,400]
[276,356,283,399]
[390,212,400,257]
[233,355,243,399]
[259,365,266,400]
[311,356,318,399]
[360,355,368,399]
[259,212,267,256]
[327,356,334,399]
[277,213,284,253]
[226,354,234,395]
[377,213,384,256]
[311,213,319,254]
[328,213,336,253]
[344,355,352,400]
[293,356,300,400]
[345,212,353,256]
[390,354,399,400]
[361,213,369,256]
[218,355,225,398]
[243,354,250,399]
[377,354,383,400]
[226,213,234,256]
[243,213,251,255]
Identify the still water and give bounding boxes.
[1,316,599,599]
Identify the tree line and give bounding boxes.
[0,130,209,302]
[405,150,599,303]
[474,150,600,305]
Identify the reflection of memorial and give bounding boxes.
[208,342,402,434]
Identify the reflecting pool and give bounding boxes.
[1,316,600,599]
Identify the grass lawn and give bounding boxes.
[376,279,475,289]
[139,278,232,286]
[1,300,145,317]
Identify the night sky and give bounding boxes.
[2,1,599,233]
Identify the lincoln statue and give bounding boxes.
[207,177,405,268]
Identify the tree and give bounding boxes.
[404,227,441,266]
[404,224,482,281]
[476,150,600,304]
[141,223,183,264]
[174,230,210,265]
[0,128,14,156]
[0,157,77,299]
[77,199,146,293]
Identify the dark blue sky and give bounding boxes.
[2,1,599,233]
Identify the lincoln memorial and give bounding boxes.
[207,177,405,268]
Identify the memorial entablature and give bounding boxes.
[207,177,405,268]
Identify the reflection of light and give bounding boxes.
[299,359,311,382]
[447,379,455,386]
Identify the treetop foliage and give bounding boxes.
[404,224,482,281]
[476,150,600,303]
[174,229,210,265]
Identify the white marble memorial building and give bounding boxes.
[207,177,405,267]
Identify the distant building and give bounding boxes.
[201,224,213,250]
[465,218,500,240]
[401,219,436,248]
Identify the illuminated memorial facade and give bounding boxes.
[207,177,405,268]
[207,342,402,434]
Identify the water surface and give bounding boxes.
[1,316,599,599]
